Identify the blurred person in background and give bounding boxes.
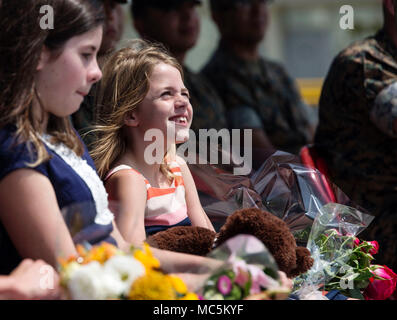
[314,0,397,275]
[203,0,314,167]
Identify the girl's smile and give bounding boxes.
[169,114,189,127]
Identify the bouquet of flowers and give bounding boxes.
[314,231,397,300]
[293,203,397,300]
[199,235,291,300]
[59,242,198,300]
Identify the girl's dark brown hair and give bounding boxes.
[0,0,104,166]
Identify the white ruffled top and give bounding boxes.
[41,134,114,226]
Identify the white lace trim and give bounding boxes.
[41,134,114,225]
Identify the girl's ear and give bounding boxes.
[36,46,51,71]
[124,110,139,127]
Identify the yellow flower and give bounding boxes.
[128,270,176,300]
[81,243,119,264]
[179,292,199,300]
[76,244,87,258]
[58,255,78,269]
[133,243,160,270]
[102,242,119,257]
[169,275,187,295]
[86,246,106,264]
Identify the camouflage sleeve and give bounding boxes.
[315,50,368,154]
[370,81,397,138]
[318,51,368,123]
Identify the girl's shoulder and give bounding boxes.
[0,124,46,179]
[105,164,148,184]
[104,164,148,201]
[0,124,94,183]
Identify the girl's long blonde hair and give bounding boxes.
[90,39,184,180]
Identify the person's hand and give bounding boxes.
[172,272,210,293]
[6,259,61,300]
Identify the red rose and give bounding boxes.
[353,237,360,247]
[364,265,397,300]
[367,241,379,255]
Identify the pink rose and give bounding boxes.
[367,241,379,255]
[364,265,397,300]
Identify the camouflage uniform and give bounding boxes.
[201,44,312,155]
[314,29,397,270]
[183,66,228,134]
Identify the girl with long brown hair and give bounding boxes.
[0,0,108,274]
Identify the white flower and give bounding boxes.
[104,255,146,295]
[67,261,124,300]
[99,269,126,299]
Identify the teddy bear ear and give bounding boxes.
[288,246,314,278]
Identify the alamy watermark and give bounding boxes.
[39,5,54,30]
[144,123,253,175]
[339,5,354,30]
[339,265,355,290]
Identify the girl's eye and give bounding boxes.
[182,92,190,99]
[81,53,93,60]
[161,91,172,97]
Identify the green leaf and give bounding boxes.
[227,284,242,300]
[225,270,235,280]
[354,270,373,282]
[354,280,370,289]
[348,288,364,300]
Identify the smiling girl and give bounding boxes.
[91,40,215,246]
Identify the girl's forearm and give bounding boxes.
[204,212,215,232]
[151,247,223,274]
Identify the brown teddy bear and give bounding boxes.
[147,208,313,278]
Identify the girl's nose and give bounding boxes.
[89,59,102,84]
[175,93,189,108]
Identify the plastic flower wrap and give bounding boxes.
[189,150,360,243]
[291,203,397,299]
[59,243,198,300]
[197,235,291,300]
